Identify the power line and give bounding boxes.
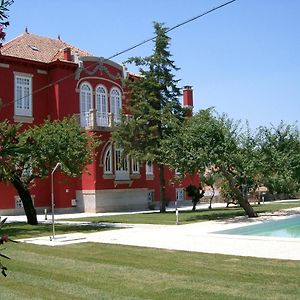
[1,0,237,110]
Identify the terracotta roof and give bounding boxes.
[0,32,92,63]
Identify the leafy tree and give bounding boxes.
[162,108,259,217]
[0,0,13,45]
[113,22,184,212]
[257,122,300,197]
[0,117,99,225]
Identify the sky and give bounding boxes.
[4,0,300,129]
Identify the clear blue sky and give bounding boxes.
[4,0,300,128]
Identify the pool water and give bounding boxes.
[215,215,300,238]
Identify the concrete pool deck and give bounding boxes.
[10,205,300,261]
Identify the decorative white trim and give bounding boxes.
[76,77,123,92]
[0,63,9,68]
[13,71,34,77]
[13,115,34,123]
[37,69,48,74]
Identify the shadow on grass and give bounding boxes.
[182,207,246,223]
[4,223,112,240]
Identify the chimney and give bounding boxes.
[183,85,194,116]
[63,47,72,61]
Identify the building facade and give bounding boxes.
[0,32,196,215]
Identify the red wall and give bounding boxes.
[0,54,197,211]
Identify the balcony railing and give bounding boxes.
[77,109,131,130]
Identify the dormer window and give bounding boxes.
[28,45,39,51]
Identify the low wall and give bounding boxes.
[76,188,149,213]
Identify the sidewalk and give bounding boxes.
[14,205,300,261]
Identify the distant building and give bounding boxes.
[0,32,196,215]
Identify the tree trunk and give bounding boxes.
[228,180,257,217]
[192,201,197,211]
[221,168,258,218]
[158,164,166,213]
[11,176,38,225]
[209,187,215,209]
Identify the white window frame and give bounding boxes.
[176,188,185,202]
[96,85,107,113]
[110,87,122,122]
[14,73,33,117]
[131,158,140,174]
[80,82,93,126]
[146,161,153,175]
[103,145,112,174]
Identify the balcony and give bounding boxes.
[77,109,130,130]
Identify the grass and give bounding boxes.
[3,222,113,240]
[64,201,300,225]
[1,203,300,298]
[1,242,300,299]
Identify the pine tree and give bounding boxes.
[113,22,184,212]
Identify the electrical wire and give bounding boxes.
[1,0,237,110]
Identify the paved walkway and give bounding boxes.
[12,204,300,261]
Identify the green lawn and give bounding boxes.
[3,222,113,240]
[1,242,299,300]
[64,201,300,225]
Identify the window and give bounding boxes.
[103,145,112,174]
[176,188,185,202]
[147,191,154,203]
[131,159,140,174]
[80,82,93,127]
[14,74,32,116]
[115,148,128,172]
[115,147,129,180]
[146,161,153,175]
[96,85,108,126]
[110,87,122,122]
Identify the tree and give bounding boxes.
[0,117,99,225]
[257,122,300,198]
[162,108,259,217]
[112,22,184,212]
[185,184,205,211]
[0,0,14,46]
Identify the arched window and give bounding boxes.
[96,85,108,126]
[103,145,112,174]
[110,87,122,122]
[115,147,129,180]
[131,159,140,174]
[80,83,92,127]
[146,161,153,175]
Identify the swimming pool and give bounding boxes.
[215,215,300,238]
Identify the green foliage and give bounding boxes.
[162,108,259,216]
[113,22,183,164]
[257,122,300,195]
[0,117,99,186]
[0,0,13,42]
[0,117,100,223]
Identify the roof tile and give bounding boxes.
[0,32,91,63]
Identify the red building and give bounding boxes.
[0,32,196,215]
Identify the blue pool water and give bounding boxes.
[215,215,300,238]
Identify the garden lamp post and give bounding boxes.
[51,162,61,240]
